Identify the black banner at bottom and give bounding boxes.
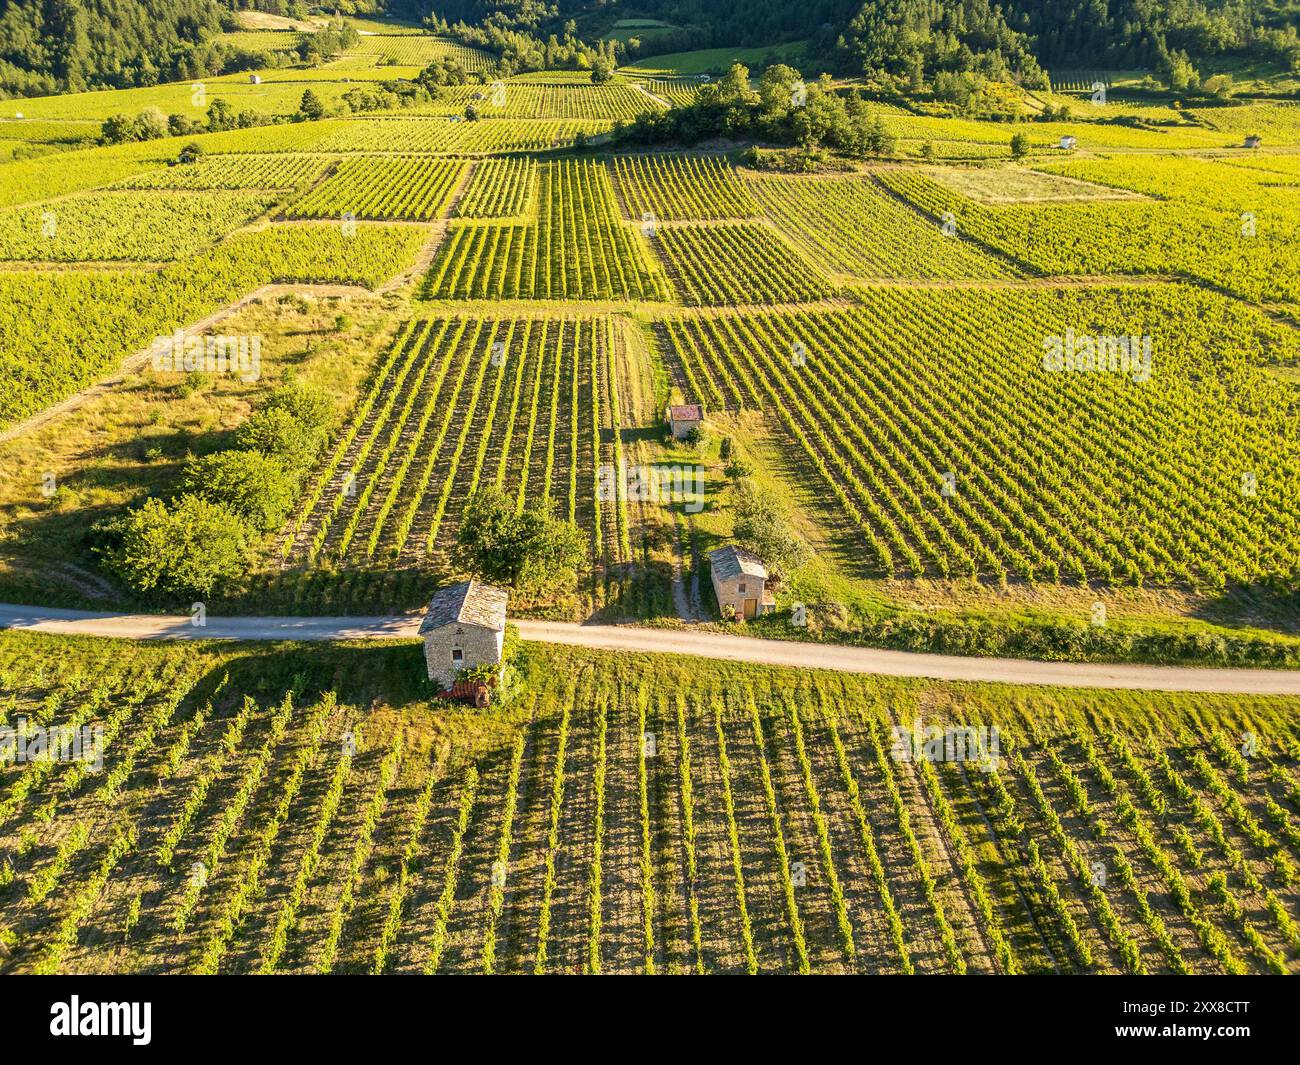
[0,974,1291,1053]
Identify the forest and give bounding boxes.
[3,1,1296,99]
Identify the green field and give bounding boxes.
[619,41,812,77]
[1,632,1297,975]
[0,60,1295,667]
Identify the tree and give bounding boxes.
[590,58,613,84]
[134,106,167,140]
[180,450,296,532]
[101,495,249,600]
[206,98,236,131]
[1010,131,1030,159]
[231,382,331,476]
[1203,73,1234,100]
[730,481,808,583]
[453,485,585,592]
[299,89,326,120]
[1160,50,1200,93]
[100,114,136,144]
[176,141,204,165]
[234,407,325,474]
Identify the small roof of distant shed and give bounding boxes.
[668,404,703,422]
[419,579,508,634]
[708,545,767,582]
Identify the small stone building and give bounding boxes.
[1244,134,1261,149]
[1059,135,1077,150]
[249,74,262,84]
[667,403,703,441]
[420,579,508,704]
[708,545,774,621]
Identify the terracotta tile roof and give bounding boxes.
[419,579,508,634]
[668,404,703,422]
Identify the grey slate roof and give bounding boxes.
[419,579,509,634]
[708,545,767,582]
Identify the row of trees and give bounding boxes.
[613,64,896,158]
[100,78,440,145]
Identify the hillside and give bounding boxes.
[0,0,224,97]
[3,1,1297,99]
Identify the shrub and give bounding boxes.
[181,450,296,532]
[235,407,326,475]
[100,495,249,600]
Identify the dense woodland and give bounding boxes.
[412,0,1300,79]
[0,0,1297,99]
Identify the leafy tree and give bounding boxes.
[1203,73,1234,99]
[176,142,204,165]
[180,451,296,532]
[298,89,326,121]
[263,381,332,427]
[1010,131,1030,159]
[730,480,808,583]
[169,113,199,138]
[452,484,585,592]
[590,58,614,84]
[100,114,137,144]
[206,98,236,131]
[134,106,167,140]
[100,495,248,600]
[1160,49,1201,92]
[234,407,325,475]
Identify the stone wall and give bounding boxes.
[423,624,504,690]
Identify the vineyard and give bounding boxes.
[749,173,1020,279]
[114,154,329,191]
[879,169,1300,317]
[314,118,611,154]
[431,83,661,121]
[0,190,278,262]
[613,154,760,220]
[350,34,493,69]
[0,223,427,428]
[286,157,467,221]
[423,160,671,301]
[1036,154,1298,215]
[653,222,834,305]
[663,286,1300,586]
[281,315,622,574]
[0,63,1297,651]
[454,157,538,218]
[1,633,1296,975]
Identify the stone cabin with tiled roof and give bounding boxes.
[666,403,703,441]
[420,579,509,697]
[708,545,774,620]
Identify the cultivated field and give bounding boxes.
[1,633,1296,975]
[664,287,1300,586]
[281,315,621,573]
[0,57,1296,656]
